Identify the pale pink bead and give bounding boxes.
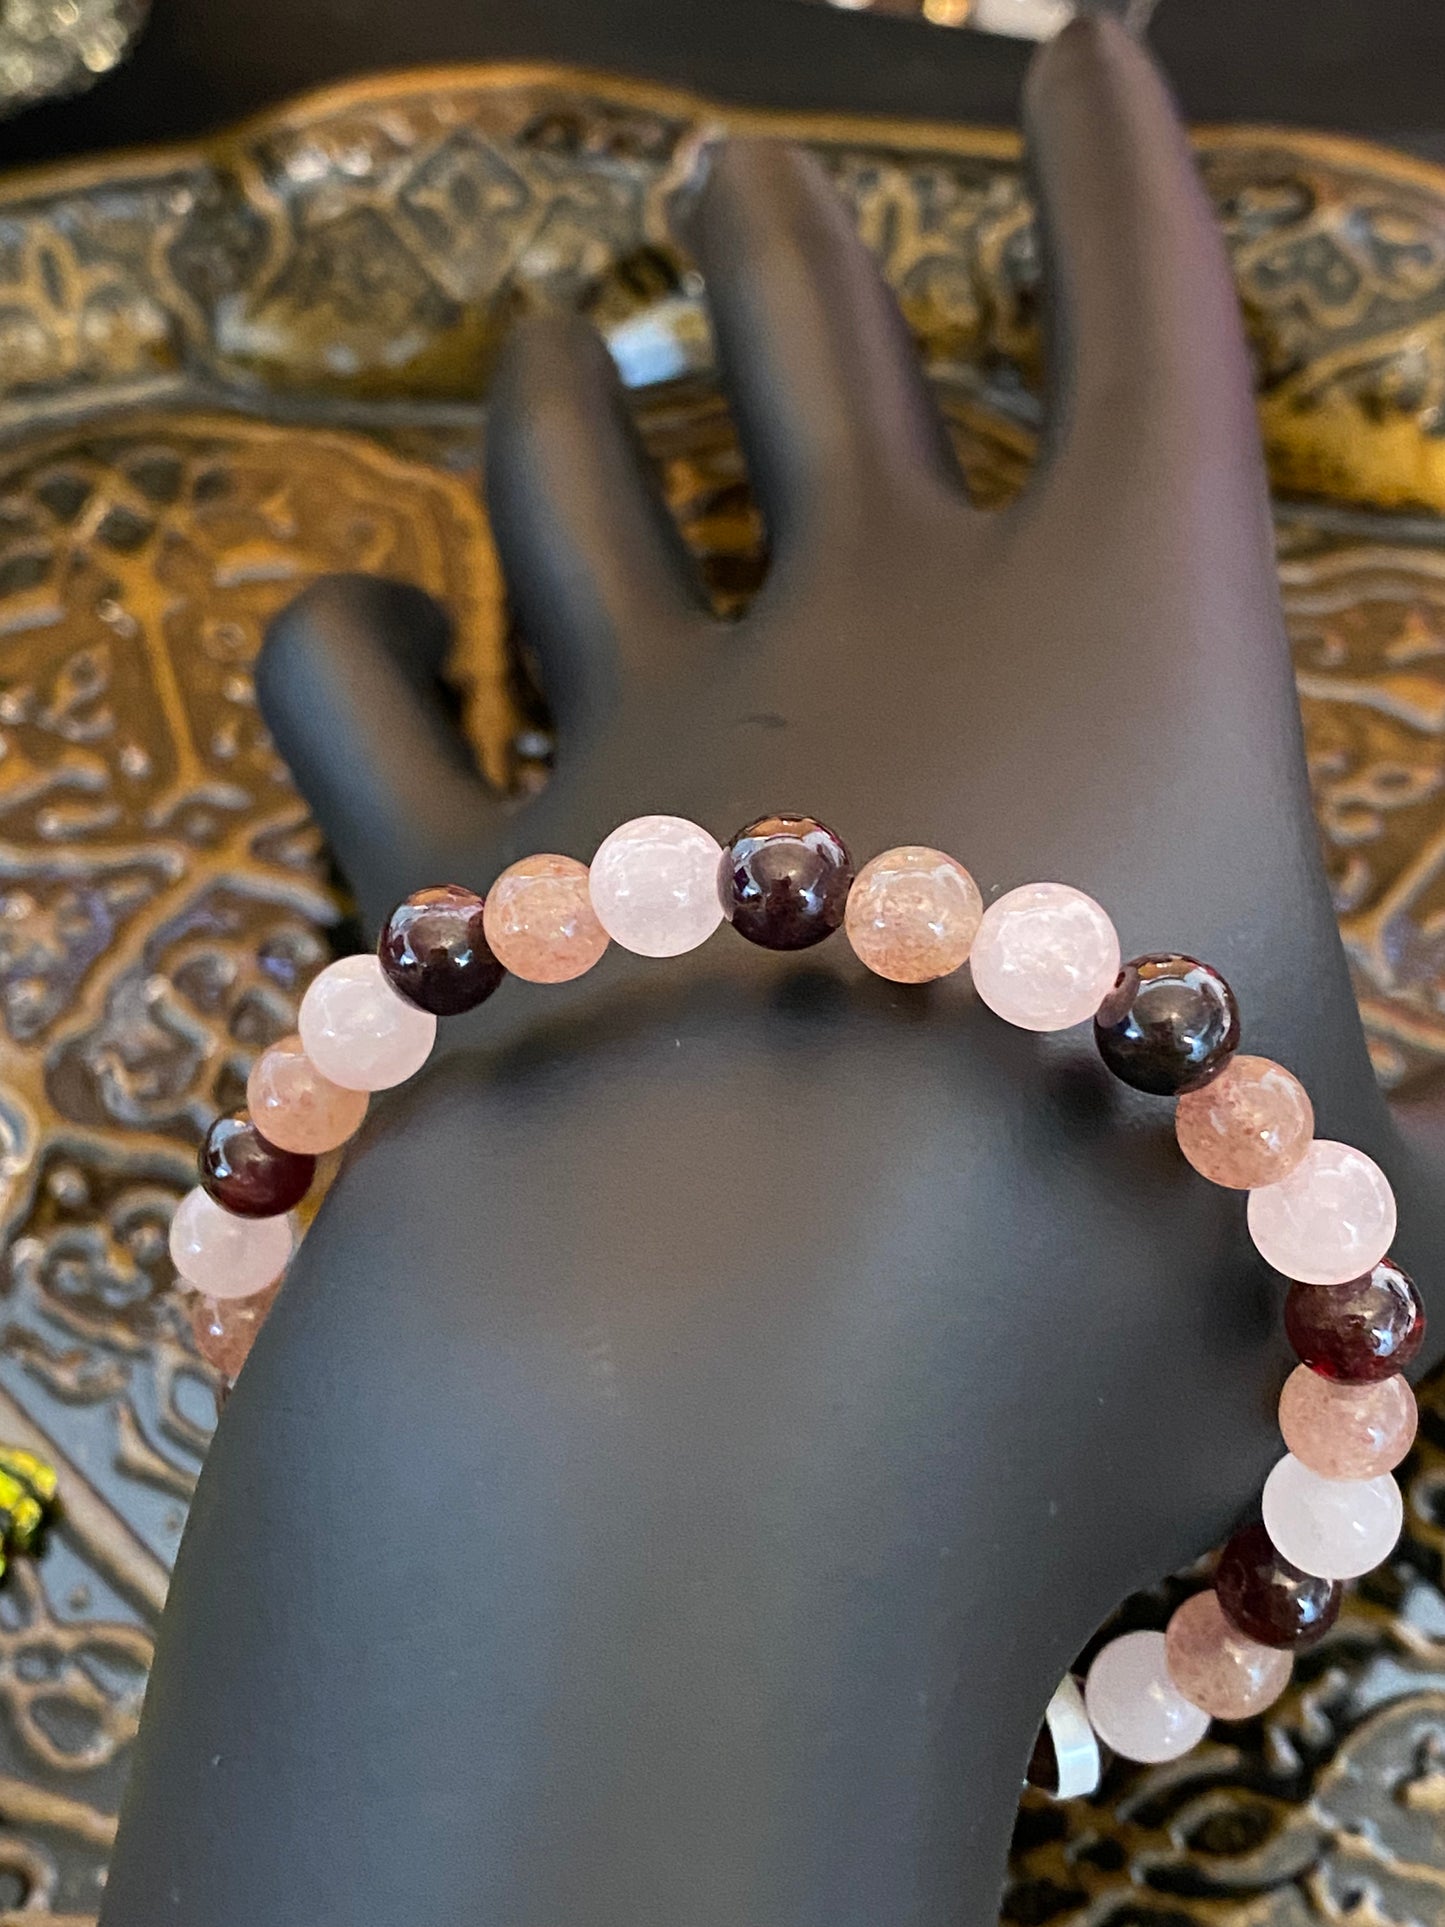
[298,954,437,1092]
[247,1033,369,1154]
[483,854,609,983]
[191,1283,280,1380]
[1084,1630,1211,1764]
[1247,1139,1397,1285]
[845,846,983,984]
[1261,1453,1402,1579]
[1164,1590,1292,1721]
[1278,1365,1417,1480]
[1175,1055,1314,1190]
[969,882,1120,1032]
[169,1186,293,1301]
[589,814,724,958]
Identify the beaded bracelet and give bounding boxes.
[170,813,1426,1794]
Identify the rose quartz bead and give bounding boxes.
[169,1186,293,1301]
[845,845,983,984]
[1247,1140,1397,1286]
[1084,1630,1211,1764]
[970,882,1121,1032]
[1175,1055,1314,1189]
[1261,1453,1402,1579]
[483,854,609,983]
[190,1283,280,1380]
[298,954,437,1092]
[1164,1590,1292,1721]
[247,1033,369,1155]
[589,814,724,958]
[1278,1365,1417,1480]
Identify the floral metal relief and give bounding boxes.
[0,64,1443,1925]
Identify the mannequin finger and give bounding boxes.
[1022,14,1258,481]
[688,140,963,566]
[485,311,711,737]
[257,576,495,929]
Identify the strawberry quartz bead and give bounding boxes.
[247,1034,368,1156]
[719,815,855,951]
[845,846,982,983]
[190,1283,280,1380]
[483,854,609,983]
[1284,1260,1426,1383]
[1175,1055,1313,1189]
[1214,1521,1341,1649]
[199,1115,315,1218]
[1164,1590,1292,1721]
[1278,1366,1417,1481]
[379,884,504,1016]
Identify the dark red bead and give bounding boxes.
[378,884,504,1016]
[199,1115,314,1219]
[1092,953,1240,1096]
[718,815,854,951]
[1284,1259,1426,1384]
[1215,1521,1342,1650]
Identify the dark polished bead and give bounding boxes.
[378,884,505,1016]
[199,1115,315,1219]
[1285,1259,1426,1384]
[1215,1521,1341,1650]
[1092,952,1241,1096]
[718,815,854,951]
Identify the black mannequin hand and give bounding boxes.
[101,17,1445,1927]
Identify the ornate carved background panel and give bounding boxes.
[0,66,1444,1927]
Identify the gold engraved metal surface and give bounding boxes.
[0,63,1443,1926]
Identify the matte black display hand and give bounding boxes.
[101,19,1445,1926]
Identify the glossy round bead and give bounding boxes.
[190,1283,280,1380]
[718,814,855,951]
[1092,953,1240,1096]
[1084,1630,1211,1764]
[246,1034,369,1156]
[298,954,437,1092]
[378,884,504,1016]
[1214,1521,1341,1649]
[1174,1055,1314,1189]
[1261,1453,1402,1580]
[1247,1140,1397,1286]
[970,882,1121,1033]
[845,845,983,983]
[1164,1590,1293,1721]
[589,814,725,958]
[1284,1260,1426,1384]
[199,1114,315,1219]
[1278,1365,1417,1481]
[483,854,609,984]
[169,1186,294,1301]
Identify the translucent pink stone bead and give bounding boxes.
[1278,1365,1417,1480]
[246,1033,369,1155]
[1261,1453,1403,1579]
[483,854,609,983]
[1084,1630,1211,1764]
[1175,1055,1314,1190]
[298,954,437,1092]
[1247,1140,1397,1285]
[845,845,983,984]
[589,814,724,958]
[169,1186,293,1301]
[191,1283,280,1380]
[970,882,1121,1032]
[1164,1590,1292,1721]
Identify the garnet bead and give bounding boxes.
[379,884,504,1016]
[1093,953,1240,1096]
[199,1115,315,1218]
[1214,1521,1341,1649]
[719,815,854,950]
[1284,1259,1426,1384]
